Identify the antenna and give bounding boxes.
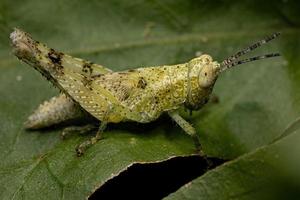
[222,53,280,70]
[220,32,281,72]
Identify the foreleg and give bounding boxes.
[168,111,203,155]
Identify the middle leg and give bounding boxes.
[75,121,108,156]
[75,106,112,156]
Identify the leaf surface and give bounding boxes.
[0,0,300,199]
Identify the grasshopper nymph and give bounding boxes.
[10,29,280,156]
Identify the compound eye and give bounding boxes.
[198,65,215,88]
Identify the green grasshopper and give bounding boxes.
[10,28,280,156]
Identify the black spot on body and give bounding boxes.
[154,96,159,104]
[81,62,96,88]
[82,76,93,88]
[48,48,64,75]
[82,62,93,74]
[48,48,62,65]
[91,74,104,78]
[137,77,147,89]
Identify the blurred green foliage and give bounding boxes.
[0,0,300,199]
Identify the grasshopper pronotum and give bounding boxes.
[10,29,280,156]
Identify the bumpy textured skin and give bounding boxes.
[11,28,220,125]
[91,62,216,123]
[10,29,280,156]
[25,66,112,129]
[24,94,90,129]
[11,29,113,128]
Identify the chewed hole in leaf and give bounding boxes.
[90,155,224,200]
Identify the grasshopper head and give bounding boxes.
[185,33,280,111]
[188,54,221,89]
[193,33,282,89]
[184,55,221,110]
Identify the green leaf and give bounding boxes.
[165,130,300,200]
[1,0,300,199]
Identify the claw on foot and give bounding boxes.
[76,145,85,157]
[75,135,103,157]
[76,140,90,156]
